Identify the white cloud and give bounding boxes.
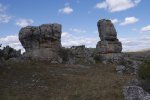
[1,31,150,53]
[70,28,86,33]
[0,14,11,23]
[0,35,25,52]
[62,31,150,51]
[0,3,7,13]
[120,34,150,51]
[95,0,141,12]
[61,32,98,47]
[120,17,139,26]
[16,19,34,27]
[95,1,107,9]
[59,6,73,14]
[141,25,150,32]
[111,19,119,24]
[0,3,11,23]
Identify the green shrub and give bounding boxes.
[138,60,150,81]
[94,55,102,63]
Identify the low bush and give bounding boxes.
[138,60,150,81]
[138,57,150,92]
[94,55,102,63]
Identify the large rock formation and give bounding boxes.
[96,19,122,54]
[19,23,62,62]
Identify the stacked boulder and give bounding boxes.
[96,19,122,54]
[96,19,123,64]
[19,23,62,63]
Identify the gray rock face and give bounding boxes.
[123,79,150,100]
[19,23,62,62]
[97,53,124,64]
[123,86,150,100]
[116,65,125,75]
[96,19,122,54]
[70,45,95,64]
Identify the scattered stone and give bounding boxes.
[116,65,125,75]
[97,53,124,64]
[123,86,150,100]
[122,58,142,75]
[128,79,141,86]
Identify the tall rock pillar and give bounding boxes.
[96,19,122,54]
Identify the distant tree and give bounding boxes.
[0,44,3,59]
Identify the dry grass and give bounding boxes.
[0,61,133,100]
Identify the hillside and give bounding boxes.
[0,61,132,100]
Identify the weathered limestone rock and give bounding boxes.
[96,19,122,54]
[116,65,126,75]
[97,53,124,64]
[70,45,95,64]
[123,82,150,100]
[123,86,150,100]
[19,23,62,62]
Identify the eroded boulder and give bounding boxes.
[19,23,62,62]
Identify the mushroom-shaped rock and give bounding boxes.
[19,23,62,62]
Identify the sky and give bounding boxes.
[0,0,150,52]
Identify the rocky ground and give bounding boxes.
[0,61,132,100]
[122,50,150,100]
[0,44,150,100]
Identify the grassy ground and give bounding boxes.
[0,61,133,100]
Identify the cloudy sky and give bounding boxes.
[0,0,150,52]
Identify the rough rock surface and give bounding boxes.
[123,79,150,100]
[120,57,142,75]
[96,19,122,54]
[70,45,95,64]
[116,65,125,75]
[96,53,124,64]
[123,85,150,100]
[19,23,62,62]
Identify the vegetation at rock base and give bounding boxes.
[138,60,150,81]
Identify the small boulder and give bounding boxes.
[123,86,150,100]
[116,65,125,75]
